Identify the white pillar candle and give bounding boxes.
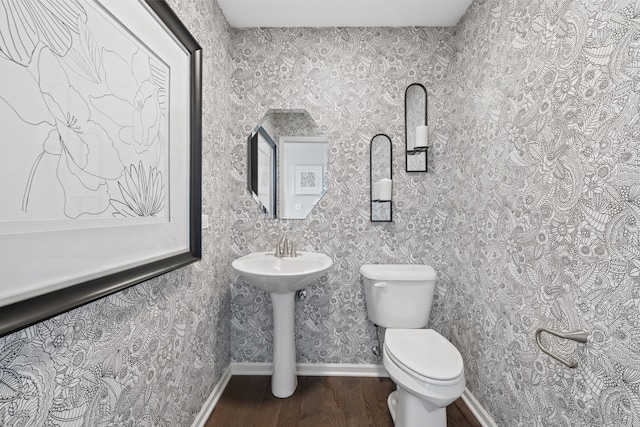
[377,178,393,201]
[407,131,415,151]
[415,125,428,148]
[373,181,381,200]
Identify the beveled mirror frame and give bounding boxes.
[248,126,277,217]
[247,109,329,219]
[405,83,429,172]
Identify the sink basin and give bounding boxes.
[232,251,333,293]
[232,250,333,398]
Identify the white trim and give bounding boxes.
[190,366,232,427]
[461,387,498,427]
[217,0,473,28]
[231,362,272,376]
[231,362,389,377]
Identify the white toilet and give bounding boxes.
[360,264,465,427]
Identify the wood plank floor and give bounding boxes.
[206,376,482,427]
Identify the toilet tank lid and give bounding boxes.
[359,264,437,281]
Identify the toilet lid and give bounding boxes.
[385,329,463,381]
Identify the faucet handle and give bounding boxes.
[275,236,296,257]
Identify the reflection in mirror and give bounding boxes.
[248,110,329,219]
[405,83,428,172]
[370,134,392,222]
[280,135,328,219]
[248,127,277,217]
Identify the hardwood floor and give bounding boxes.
[206,376,482,427]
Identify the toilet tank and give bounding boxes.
[360,264,437,329]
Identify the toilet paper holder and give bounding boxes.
[535,327,588,369]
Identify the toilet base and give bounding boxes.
[387,387,447,427]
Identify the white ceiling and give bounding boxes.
[217,0,473,28]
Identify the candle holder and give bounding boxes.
[370,134,393,222]
[405,83,429,172]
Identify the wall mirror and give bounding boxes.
[405,83,428,172]
[248,109,329,219]
[248,127,277,216]
[370,134,392,222]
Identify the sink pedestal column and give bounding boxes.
[270,292,297,398]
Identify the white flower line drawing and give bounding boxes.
[22,48,123,218]
[0,0,168,219]
[90,48,167,156]
[111,161,165,217]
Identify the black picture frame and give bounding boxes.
[0,0,202,337]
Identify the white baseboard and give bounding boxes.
[461,387,498,427]
[190,366,232,427]
[193,363,496,427]
[231,362,388,377]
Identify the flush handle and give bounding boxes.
[374,282,387,288]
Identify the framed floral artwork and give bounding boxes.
[0,0,202,336]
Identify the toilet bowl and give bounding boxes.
[383,329,465,426]
[360,264,466,427]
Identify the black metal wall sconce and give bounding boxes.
[405,83,429,172]
[370,133,393,222]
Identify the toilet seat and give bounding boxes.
[384,329,464,383]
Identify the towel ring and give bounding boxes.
[535,328,588,369]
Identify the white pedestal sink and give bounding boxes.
[232,251,333,398]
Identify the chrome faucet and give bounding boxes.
[275,236,297,257]
[277,236,288,257]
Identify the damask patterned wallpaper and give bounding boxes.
[229,26,457,364]
[0,1,234,425]
[447,0,640,425]
[2,0,639,425]
[229,0,640,425]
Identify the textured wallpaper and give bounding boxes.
[2,0,639,425]
[229,26,457,364]
[0,1,234,425]
[229,1,640,426]
[446,0,640,425]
